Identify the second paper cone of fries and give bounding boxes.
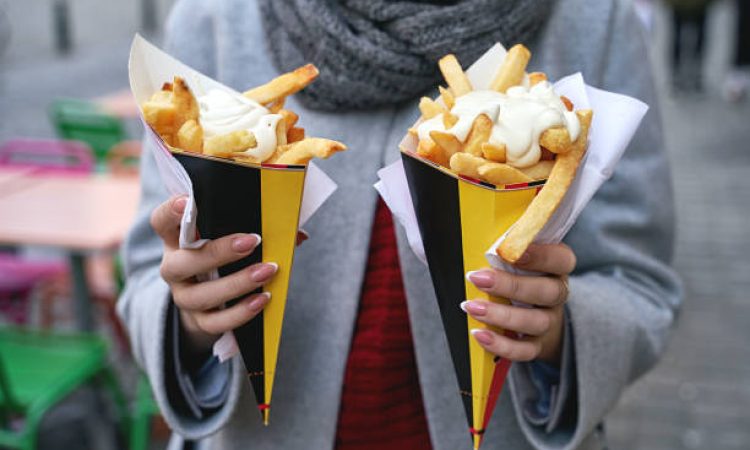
[400,44,591,449]
[128,35,345,424]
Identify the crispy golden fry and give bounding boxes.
[519,160,555,180]
[417,139,449,166]
[142,92,177,145]
[463,114,493,157]
[449,152,486,179]
[279,109,299,129]
[275,118,288,147]
[408,127,419,137]
[177,119,203,153]
[439,86,455,110]
[481,142,506,162]
[230,154,263,164]
[490,44,531,93]
[204,130,257,157]
[419,97,446,119]
[477,162,532,185]
[443,112,459,129]
[539,127,572,154]
[528,72,548,86]
[172,77,199,127]
[498,110,593,263]
[275,138,347,165]
[243,64,319,105]
[268,98,285,113]
[438,54,473,96]
[287,127,305,143]
[430,131,461,157]
[560,95,574,112]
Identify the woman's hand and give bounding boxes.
[150,196,278,355]
[463,243,575,366]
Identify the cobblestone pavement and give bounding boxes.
[1,1,749,449]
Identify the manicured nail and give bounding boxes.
[467,270,494,289]
[232,234,260,253]
[247,292,271,310]
[172,196,187,214]
[460,300,487,316]
[471,329,494,345]
[250,263,278,282]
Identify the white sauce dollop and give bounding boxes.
[198,89,282,162]
[416,81,580,168]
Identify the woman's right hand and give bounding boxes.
[150,195,278,355]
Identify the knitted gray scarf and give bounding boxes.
[258,0,554,110]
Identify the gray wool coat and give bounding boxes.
[117,0,683,449]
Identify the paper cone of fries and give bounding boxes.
[128,34,339,424]
[401,150,542,448]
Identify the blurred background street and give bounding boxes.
[0,0,749,449]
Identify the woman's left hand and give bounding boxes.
[463,243,576,366]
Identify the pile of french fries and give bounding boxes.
[409,44,593,263]
[142,64,346,165]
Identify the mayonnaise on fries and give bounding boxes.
[142,64,346,165]
[416,82,580,168]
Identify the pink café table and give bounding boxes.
[0,172,141,330]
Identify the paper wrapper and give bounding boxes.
[128,34,337,424]
[375,43,648,448]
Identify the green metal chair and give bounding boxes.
[0,327,130,450]
[129,374,160,450]
[49,99,127,165]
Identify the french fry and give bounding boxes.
[498,109,593,263]
[529,72,548,86]
[519,160,555,180]
[417,139,449,166]
[449,152,486,179]
[430,131,462,157]
[172,76,199,128]
[268,98,286,113]
[243,64,319,105]
[419,97,446,119]
[439,86,455,110]
[177,119,203,153]
[279,109,299,130]
[438,54,473,96]
[275,138,347,165]
[481,142,506,162]
[490,44,531,93]
[560,95,574,112]
[539,127,572,154]
[287,127,305,143]
[443,112,459,129]
[142,92,177,145]
[204,130,257,157]
[477,162,532,185]
[463,114,493,157]
[275,117,288,147]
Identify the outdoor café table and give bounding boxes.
[0,171,140,331]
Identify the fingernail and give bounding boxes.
[467,270,494,289]
[460,300,487,316]
[247,292,271,310]
[471,329,494,345]
[232,234,260,253]
[172,197,187,214]
[250,263,278,282]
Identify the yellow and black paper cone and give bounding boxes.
[174,152,305,425]
[401,151,542,449]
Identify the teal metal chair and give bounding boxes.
[0,328,130,450]
[49,99,127,165]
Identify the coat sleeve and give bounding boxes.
[510,3,683,449]
[116,0,245,439]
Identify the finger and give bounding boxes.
[470,329,541,362]
[513,243,576,276]
[173,262,277,311]
[296,229,309,247]
[150,196,188,249]
[461,301,552,336]
[192,292,271,335]
[467,269,568,307]
[161,233,261,282]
